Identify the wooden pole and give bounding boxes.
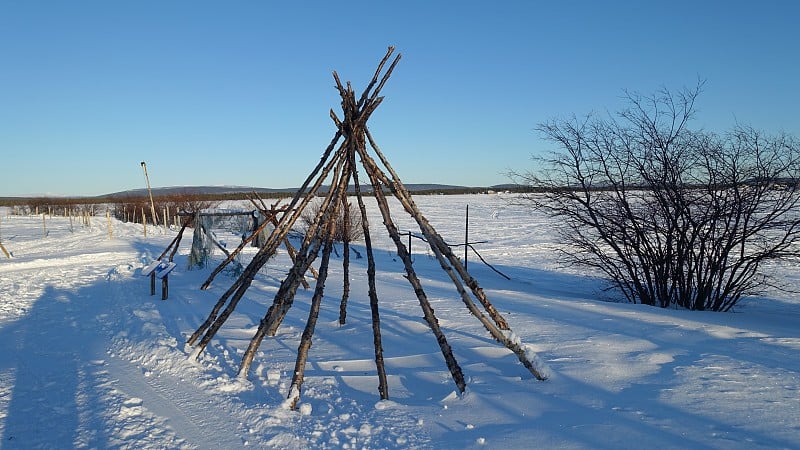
[107,210,112,240]
[360,152,467,393]
[0,242,10,259]
[188,141,347,355]
[351,152,389,399]
[162,275,169,300]
[42,214,47,238]
[365,128,511,330]
[338,195,351,325]
[141,161,159,228]
[262,157,349,336]
[0,215,10,258]
[287,215,339,410]
[189,48,546,405]
[362,132,547,381]
[235,155,351,378]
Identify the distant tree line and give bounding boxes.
[110,193,221,225]
[0,186,513,213]
[515,82,800,312]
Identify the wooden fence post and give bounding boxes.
[162,275,169,300]
[0,215,9,258]
[107,211,113,240]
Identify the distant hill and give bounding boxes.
[105,186,291,198]
[104,183,488,198]
[0,184,529,205]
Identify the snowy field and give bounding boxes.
[0,193,798,449]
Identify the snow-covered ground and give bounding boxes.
[0,193,798,449]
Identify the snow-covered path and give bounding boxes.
[0,216,252,448]
[1,195,799,449]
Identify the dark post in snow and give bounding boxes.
[162,275,169,300]
[464,204,469,271]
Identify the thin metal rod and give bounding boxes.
[464,204,469,270]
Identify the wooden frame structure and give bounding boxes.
[186,47,546,409]
[145,205,295,299]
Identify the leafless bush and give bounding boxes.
[298,198,364,243]
[16,197,96,217]
[162,192,218,215]
[514,82,800,311]
[112,192,219,225]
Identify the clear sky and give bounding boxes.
[1,1,798,197]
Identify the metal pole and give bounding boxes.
[464,204,469,270]
[141,161,159,229]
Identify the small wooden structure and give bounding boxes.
[197,197,317,291]
[186,47,546,409]
[142,218,190,300]
[143,206,289,299]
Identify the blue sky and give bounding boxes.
[1,1,798,197]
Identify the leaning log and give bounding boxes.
[361,155,467,393]
[287,199,341,410]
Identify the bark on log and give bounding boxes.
[352,160,389,399]
[238,155,353,377]
[188,145,346,354]
[264,156,351,336]
[366,129,510,330]
[360,153,467,393]
[362,133,547,381]
[287,198,341,410]
[200,215,273,290]
[339,195,351,325]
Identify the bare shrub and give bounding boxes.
[298,198,364,243]
[161,192,219,215]
[515,83,800,311]
[112,191,219,225]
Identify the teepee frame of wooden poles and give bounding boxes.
[186,46,546,410]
